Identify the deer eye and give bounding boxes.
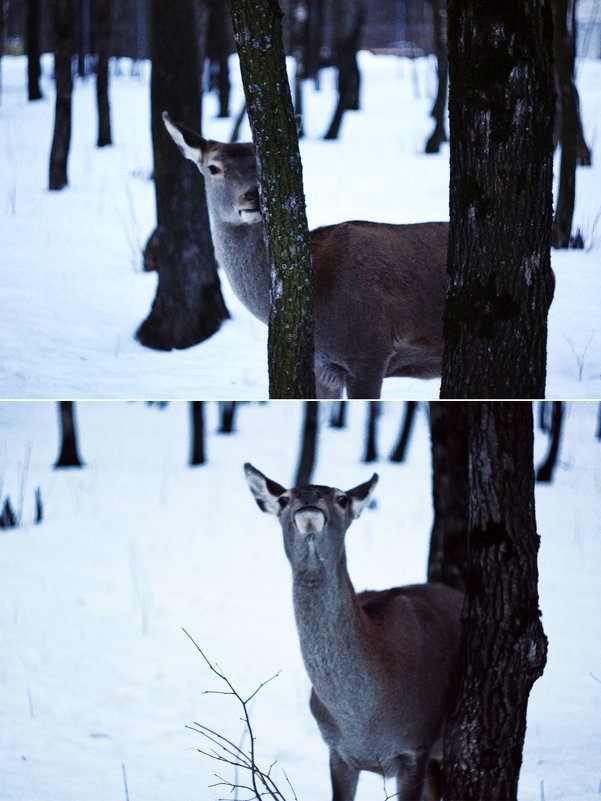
[336,495,349,509]
[207,164,222,176]
[278,496,290,510]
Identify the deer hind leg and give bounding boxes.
[394,750,430,801]
[329,750,359,801]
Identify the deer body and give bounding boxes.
[163,113,448,399]
[245,465,463,801]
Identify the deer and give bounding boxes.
[244,463,464,801]
[162,112,449,399]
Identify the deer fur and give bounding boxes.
[244,464,463,801]
[162,112,448,399]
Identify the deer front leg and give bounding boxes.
[395,750,430,801]
[345,363,384,399]
[330,749,359,801]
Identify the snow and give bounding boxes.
[1,54,600,399]
[0,400,600,801]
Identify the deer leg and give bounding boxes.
[423,758,442,801]
[395,751,429,801]
[329,749,359,801]
[345,365,384,400]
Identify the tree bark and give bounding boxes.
[54,401,84,468]
[295,401,319,486]
[137,0,229,351]
[440,2,555,399]
[27,0,43,101]
[362,401,379,463]
[230,0,316,398]
[444,402,547,800]
[94,0,112,147]
[323,0,363,140]
[389,401,417,463]
[536,400,564,482]
[49,0,75,191]
[425,0,447,154]
[427,401,469,592]
[190,401,206,465]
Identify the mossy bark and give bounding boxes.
[137,0,229,351]
[49,0,74,191]
[230,0,315,398]
[444,402,547,800]
[440,2,555,399]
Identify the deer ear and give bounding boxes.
[162,111,206,163]
[346,473,378,519]
[244,463,287,516]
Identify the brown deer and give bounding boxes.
[163,112,448,399]
[244,463,463,801]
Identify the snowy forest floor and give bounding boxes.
[0,400,600,801]
[0,54,600,399]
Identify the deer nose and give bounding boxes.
[242,188,259,206]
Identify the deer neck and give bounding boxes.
[292,557,371,711]
[212,220,270,324]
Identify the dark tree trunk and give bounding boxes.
[425,0,447,153]
[230,0,316,399]
[536,400,564,482]
[444,402,547,800]
[323,0,363,140]
[94,0,112,147]
[27,0,43,101]
[427,401,469,592]
[49,0,75,191]
[362,401,379,463]
[34,487,44,524]
[218,401,237,434]
[389,401,417,463]
[538,400,551,432]
[295,401,319,486]
[440,2,555,399]
[78,0,91,76]
[137,0,229,351]
[54,401,84,468]
[208,0,232,118]
[551,0,590,249]
[190,401,206,465]
[305,0,323,83]
[329,400,347,429]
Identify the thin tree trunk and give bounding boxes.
[425,0,447,153]
[290,0,308,134]
[536,400,564,482]
[362,401,379,463]
[190,401,206,465]
[54,401,84,468]
[295,401,319,486]
[538,400,551,432]
[208,0,231,118]
[324,0,363,140]
[427,401,469,592]
[440,2,555,399]
[329,400,347,429]
[389,401,417,463]
[94,0,112,147]
[596,402,601,441]
[78,0,91,76]
[27,0,43,101]
[230,0,316,398]
[218,401,237,434]
[444,402,547,800]
[49,0,75,191]
[137,0,229,350]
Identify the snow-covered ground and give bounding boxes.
[0,54,600,399]
[0,400,599,801]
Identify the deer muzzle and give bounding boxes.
[294,507,326,535]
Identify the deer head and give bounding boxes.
[162,111,261,225]
[244,463,378,578]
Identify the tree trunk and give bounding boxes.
[49,0,75,191]
[208,0,232,118]
[189,401,206,465]
[536,400,564,482]
[389,401,417,463]
[290,0,308,133]
[425,0,447,153]
[54,401,84,468]
[78,0,91,76]
[94,0,112,147]
[440,2,555,399]
[427,401,469,592]
[137,0,229,351]
[295,401,319,486]
[27,0,43,101]
[230,0,316,399]
[362,401,379,463]
[551,0,590,249]
[323,0,363,140]
[305,0,323,83]
[444,402,547,800]
[218,401,237,434]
